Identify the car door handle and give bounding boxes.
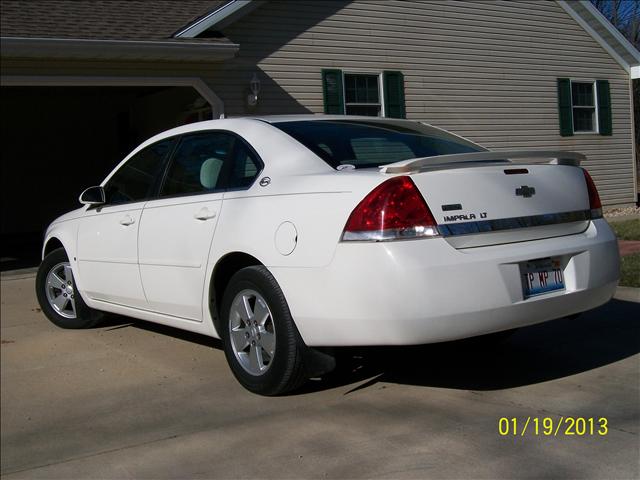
[119,214,135,226]
[194,207,217,221]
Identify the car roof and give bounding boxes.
[134,114,482,161]
[139,115,431,147]
[250,114,421,124]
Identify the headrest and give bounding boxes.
[200,157,224,190]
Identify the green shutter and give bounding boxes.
[557,78,573,137]
[321,69,344,114]
[383,71,406,118]
[596,80,612,135]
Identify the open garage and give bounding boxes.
[0,1,237,271]
[0,84,214,270]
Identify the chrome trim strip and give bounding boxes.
[437,210,595,237]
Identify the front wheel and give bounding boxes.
[221,266,307,395]
[35,247,103,329]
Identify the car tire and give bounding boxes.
[35,247,103,329]
[221,265,307,395]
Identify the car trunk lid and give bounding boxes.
[381,151,593,248]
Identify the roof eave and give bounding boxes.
[580,0,640,63]
[0,37,239,62]
[557,0,640,74]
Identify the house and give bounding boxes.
[1,0,638,268]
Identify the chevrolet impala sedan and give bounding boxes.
[36,116,620,394]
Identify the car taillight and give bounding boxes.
[341,176,439,241]
[582,169,602,219]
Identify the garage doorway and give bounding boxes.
[1,85,214,271]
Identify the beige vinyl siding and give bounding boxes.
[213,0,634,206]
[3,0,633,205]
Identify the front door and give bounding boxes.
[77,138,174,308]
[77,202,145,307]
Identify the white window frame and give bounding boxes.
[570,79,599,134]
[341,71,385,117]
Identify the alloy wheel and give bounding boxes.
[45,262,77,319]
[228,289,276,376]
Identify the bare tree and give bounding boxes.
[592,0,640,48]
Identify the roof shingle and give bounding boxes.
[0,0,228,40]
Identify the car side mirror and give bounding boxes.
[79,186,105,206]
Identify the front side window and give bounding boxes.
[344,74,381,117]
[160,132,234,197]
[274,120,482,169]
[104,138,174,204]
[571,81,597,133]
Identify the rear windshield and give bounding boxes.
[273,119,483,169]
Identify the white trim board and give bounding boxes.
[175,0,257,38]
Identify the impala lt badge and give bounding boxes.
[516,185,536,198]
[443,212,487,222]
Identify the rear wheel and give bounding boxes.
[221,266,307,395]
[35,247,103,329]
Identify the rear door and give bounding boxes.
[77,138,174,307]
[137,131,262,320]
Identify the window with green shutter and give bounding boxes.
[596,80,612,135]
[557,78,574,136]
[321,69,406,118]
[321,69,344,115]
[383,71,406,119]
[557,78,612,136]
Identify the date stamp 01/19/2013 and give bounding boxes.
[498,417,609,437]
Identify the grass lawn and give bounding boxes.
[619,254,640,288]
[609,218,640,240]
[608,218,640,288]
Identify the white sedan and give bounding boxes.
[36,116,620,394]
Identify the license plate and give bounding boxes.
[521,257,565,298]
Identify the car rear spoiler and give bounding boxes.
[380,150,586,174]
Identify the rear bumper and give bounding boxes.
[271,219,619,346]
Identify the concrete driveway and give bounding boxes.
[1,275,639,479]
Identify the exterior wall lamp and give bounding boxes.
[247,73,260,107]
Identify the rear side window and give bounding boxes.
[158,131,261,197]
[226,140,261,190]
[273,120,482,169]
[104,139,174,204]
[160,132,234,197]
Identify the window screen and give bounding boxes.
[571,81,597,133]
[344,74,381,117]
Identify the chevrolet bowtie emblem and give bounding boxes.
[516,185,536,198]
